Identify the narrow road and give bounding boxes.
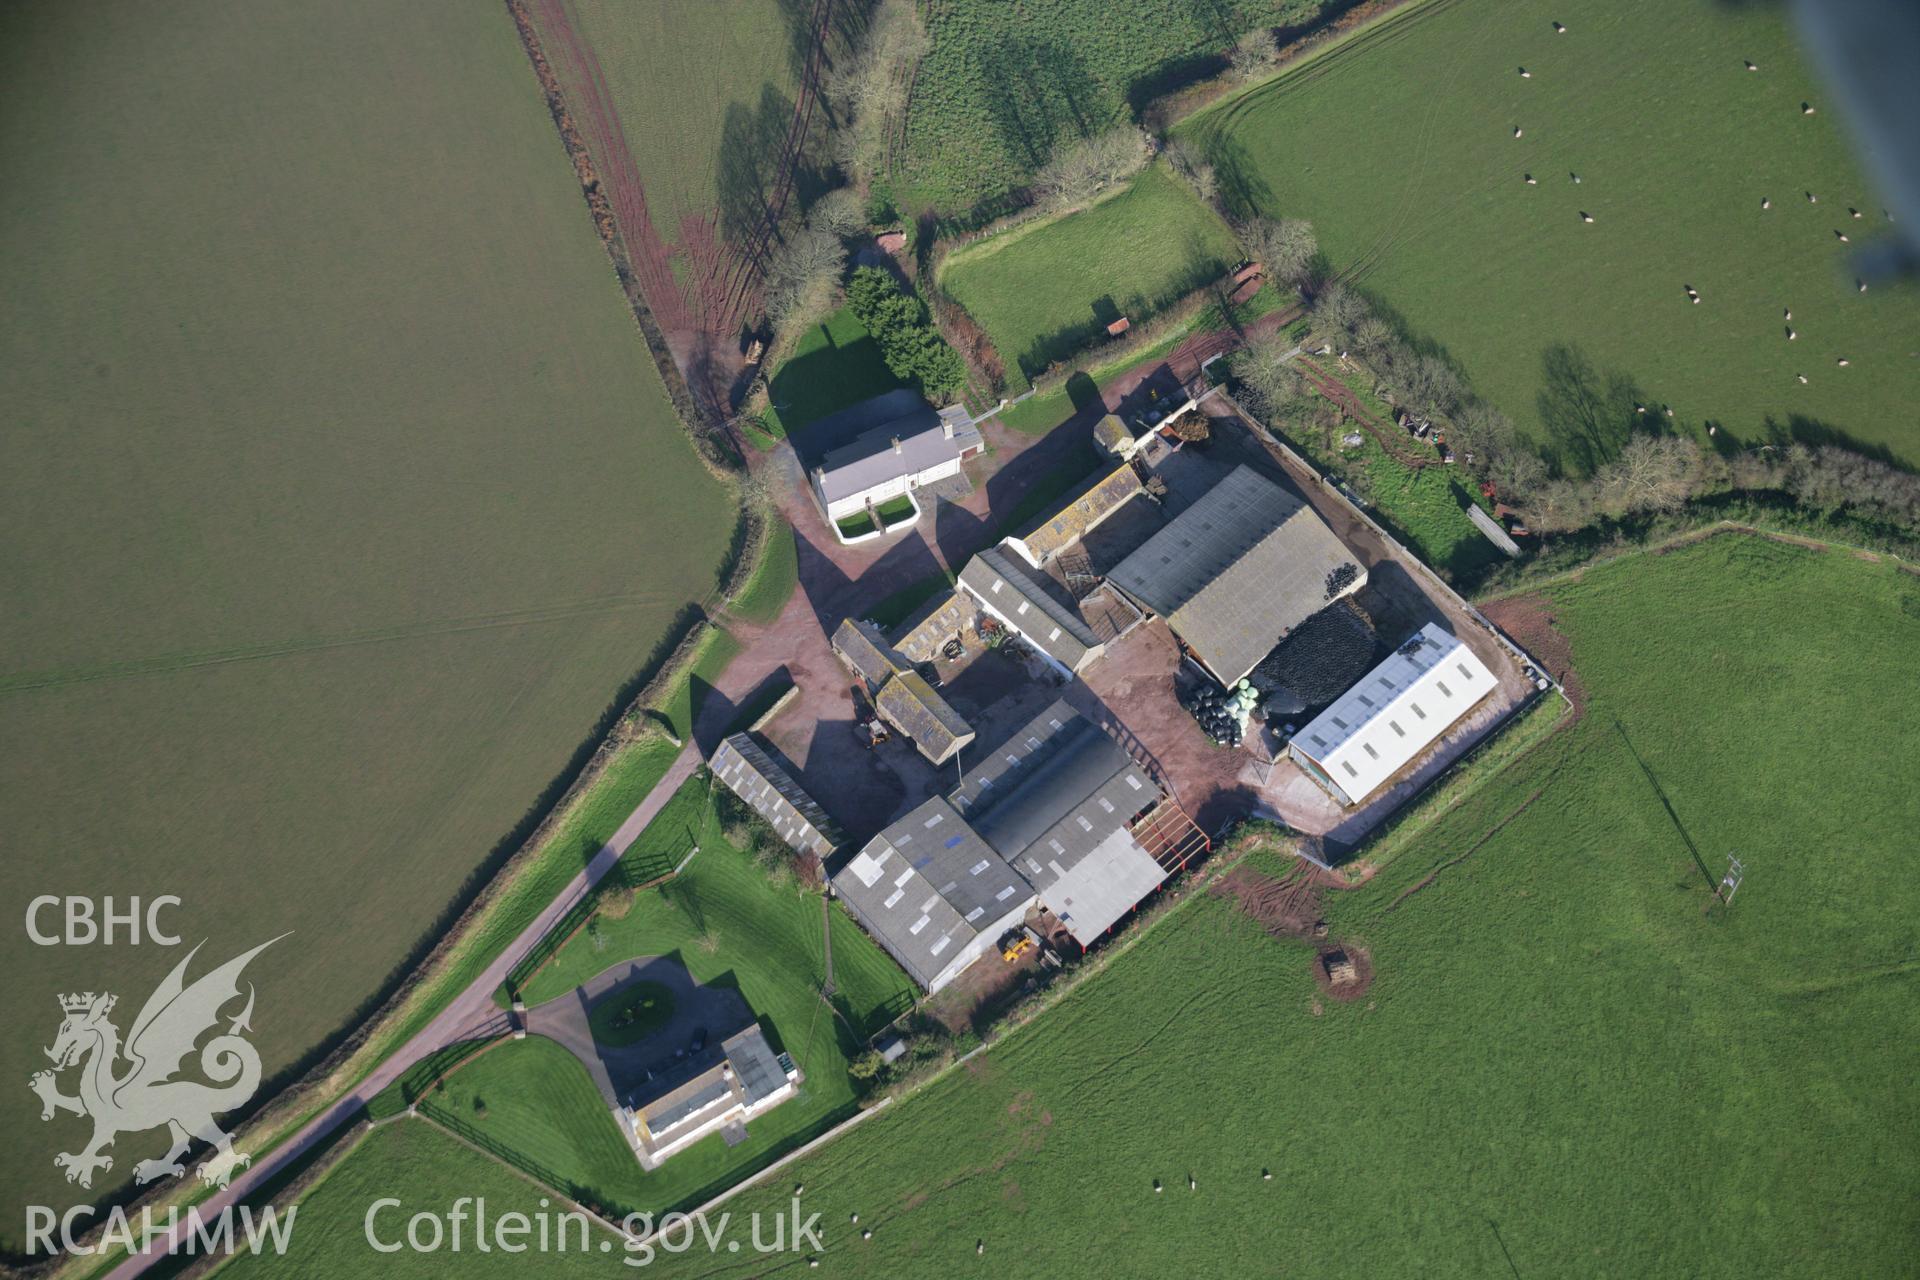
[108,742,702,1278]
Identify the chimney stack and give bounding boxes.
[891,436,902,454]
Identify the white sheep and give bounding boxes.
[1787,327,1797,340]
[1849,207,1863,219]
[1554,21,1566,33]
[1801,102,1816,115]
[1745,59,1758,71]
[1524,173,1537,184]
[1761,197,1772,210]
[1580,211,1594,223]
[1806,192,1818,204]
[1513,126,1524,138]
[1784,307,1792,320]
[1835,230,1850,242]
[1837,357,1850,366]
[1796,373,1808,383]
[1858,279,1869,293]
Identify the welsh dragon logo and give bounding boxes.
[29,937,283,1190]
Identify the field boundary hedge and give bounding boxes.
[505,0,739,478]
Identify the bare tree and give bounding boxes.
[1239,216,1318,287]
[1163,136,1217,205]
[1236,329,1309,416]
[1031,125,1151,213]
[1311,281,1369,337]
[764,227,846,331]
[1229,28,1280,81]
[808,187,866,237]
[1593,435,1698,516]
[827,0,929,184]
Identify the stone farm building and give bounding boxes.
[829,700,1206,993]
[710,733,845,860]
[832,617,975,765]
[807,389,984,525]
[623,1023,800,1169]
[1107,464,1364,687]
[1287,622,1499,806]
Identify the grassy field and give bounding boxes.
[602,532,1915,1276]
[940,163,1239,386]
[899,0,1334,212]
[1182,0,1920,469]
[726,522,798,623]
[764,306,908,437]
[535,0,807,253]
[0,0,735,1235]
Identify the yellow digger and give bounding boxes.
[999,928,1034,963]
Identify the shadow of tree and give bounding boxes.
[971,36,1097,172]
[1535,342,1650,476]
[717,83,800,271]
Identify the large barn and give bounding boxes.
[1106,465,1364,686]
[1287,622,1499,806]
[830,700,1199,993]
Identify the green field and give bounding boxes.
[534,0,807,253]
[0,0,733,1232]
[899,0,1333,212]
[1184,0,1920,469]
[940,163,1239,384]
[764,306,908,436]
[620,532,1916,1276]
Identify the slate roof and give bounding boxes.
[875,670,974,765]
[710,734,846,859]
[958,544,1102,672]
[832,797,1032,990]
[891,589,977,665]
[1107,464,1363,686]
[1018,460,1144,564]
[812,391,962,507]
[831,617,899,690]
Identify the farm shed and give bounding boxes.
[952,700,1172,947]
[892,589,978,665]
[1010,458,1146,564]
[832,616,977,765]
[832,797,1035,993]
[710,734,847,860]
[1287,622,1499,806]
[875,670,976,766]
[831,702,1190,991]
[808,390,984,523]
[1107,464,1365,687]
[957,543,1109,677]
[624,1023,801,1169]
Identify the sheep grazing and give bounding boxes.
[1153,1180,1163,1193]
[1519,67,1531,78]
[1801,102,1816,115]
[1744,59,1758,71]
[1188,1175,1198,1191]
[1262,1170,1274,1181]
[1806,191,1818,204]
[1849,207,1862,219]
[1837,357,1850,367]
[1524,173,1537,184]
[1691,295,1701,304]
[1708,424,1717,436]
[1553,21,1566,33]
[1579,211,1594,223]
[1786,327,1797,340]
[1664,406,1675,418]
[1513,126,1524,138]
[1761,197,1772,210]
[1783,307,1792,320]
[1858,279,1869,293]
[1570,172,1582,184]
[1835,230,1850,242]
[1796,373,1808,383]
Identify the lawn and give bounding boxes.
[586,981,674,1046]
[616,532,1918,1276]
[725,521,798,623]
[764,306,908,437]
[940,162,1240,386]
[1182,0,1920,469]
[0,0,733,1234]
[898,0,1336,213]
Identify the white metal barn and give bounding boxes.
[1287,623,1499,806]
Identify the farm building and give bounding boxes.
[1107,464,1365,687]
[832,796,1032,992]
[1287,622,1499,806]
[807,389,984,525]
[709,733,845,860]
[831,617,975,765]
[957,542,1130,677]
[1008,458,1145,565]
[624,1023,800,1169]
[891,588,977,665]
[831,701,1204,993]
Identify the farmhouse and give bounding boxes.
[831,701,1201,993]
[831,617,975,765]
[624,1023,800,1169]
[1287,622,1499,806]
[1107,464,1365,687]
[710,733,845,860]
[808,389,984,525]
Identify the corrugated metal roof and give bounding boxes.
[1044,827,1168,944]
[1108,465,1363,686]
[1289,622,1499,805]
[830,798,1032,990]
[711,734,846,859]
[958,544,1100,672]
